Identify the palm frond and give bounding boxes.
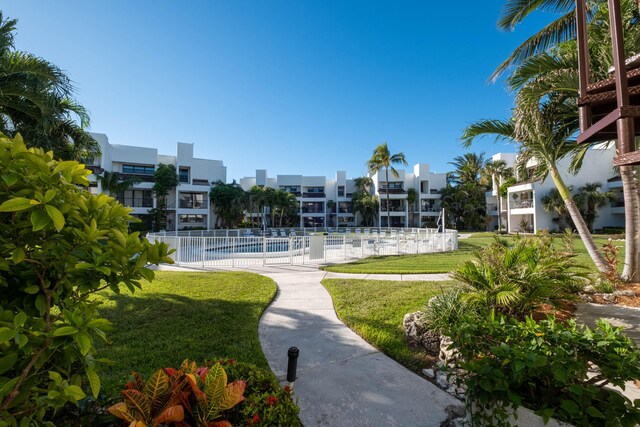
[461,119,516,148]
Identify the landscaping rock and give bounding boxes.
[614,289,635,297]
[439,335,459,364]
[402,311,441,353]
[583,285,596,294]
[422,368,434,378]
[601,293,617,303]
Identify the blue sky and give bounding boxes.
[3,1,553,181]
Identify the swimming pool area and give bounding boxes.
[148,227,458,268]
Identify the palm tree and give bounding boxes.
[449,153,486,185]
[541,187,573,230]
[367,143,408,228]
[262,187,276,228]
[326,199,336,228]
[0,13,99,160]
[406,188,417,228]
[462,101,609,273]
[354,194,379,227]
[482,160,513,231]
[574,182,616,232]
[490,0,640,280]
[98,171,141,197]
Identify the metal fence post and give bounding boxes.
[176,236,181,266]
[343,235,347,260]
[232,238,236,268]
[202,236,206,268]
[263,237,267,266]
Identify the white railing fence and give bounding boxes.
[147,228,458,268]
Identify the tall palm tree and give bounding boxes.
[367,142,408,228]
[490,0,640,280]
[406,188,417,228]
[449,153,486,185]
[541,187,574,230]
[462,101,609,273]
[482,160,513,231]
[0,13,99,160]
[574,182,616,232]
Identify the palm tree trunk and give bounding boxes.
[493,174,502,232]
[385,167,391,229]
[620,165,640,281]
[549,166,608,273]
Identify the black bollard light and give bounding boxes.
[287,346,299,383]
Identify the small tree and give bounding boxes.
[152,163,179,231]
[209,180,246,229]
[0,134,173,423]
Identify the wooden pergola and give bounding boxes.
[576,0,640,165]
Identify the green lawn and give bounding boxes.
[320,233,625,274]
[94,271,276,396]
[322,278,454,373]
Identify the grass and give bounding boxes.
[321,278,454,373]
[94,271,276,396]
[321,233,626,274]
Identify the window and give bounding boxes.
[122,164,155,175]
[119,190,153,208]
[192,179,209,186]
[382,182,403,190]
[338,201,352,213]
[178,214,205,223]
[280,186,300,193]
[306,187,324,193]
[179,192,206,209]
[179,167,190,183]
[302,202,324,213]
[337,186,345,197]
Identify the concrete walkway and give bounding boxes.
[233,265,463,427]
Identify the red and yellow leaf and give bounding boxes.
[218,380,246,411]
[153,405,184,424]
[122,389,151,418]
[108,402,136,422]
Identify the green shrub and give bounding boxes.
[452,236,588,319]
[0,134,173,424]
[449,313,640,426]
[421,288,476,335]
[210,359,301,426]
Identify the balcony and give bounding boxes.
[179,200,207,209]
[116,197,154,208]
[120,173,155,183]
[420,204,441,213]
[378,188,406,194]
[338,207,353,214]
[302,207,325,214]
[510,200,534,209]
[192,179,210,186]
[381,205,406,212]
[302,192,325,198]
[487,203,498,214]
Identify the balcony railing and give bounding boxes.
[381,205,406,212]
[611,200,625,208]
[302,208,325,214]
[338,208,353,213]
[420,205,441,212]
[179,201,207,209]
[487,203,498,212]
[378,188,406,194]
[120,173,155,183]
[302,192,325,198]
[510,200,534,209]
[192,179,209,186]
[116,197,154,208]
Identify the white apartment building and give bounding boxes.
[88,133,226,231]
[239,163,447,228]
[486,146,624,233]
[239,170,357,227]
[370,163,448,228]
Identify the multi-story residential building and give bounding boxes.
[240,163,447,228]
[370,163,448,228]
[88,133,226,230]
[486,146,624,233]
[239,170,357,227]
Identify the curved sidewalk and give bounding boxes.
[248,265,461,427]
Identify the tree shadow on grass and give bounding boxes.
[96,292,270,396]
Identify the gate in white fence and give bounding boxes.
[147,229,458,268]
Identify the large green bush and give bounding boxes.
[452,236,588,319]
[0,134,173,424]
[449,313,640,426]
